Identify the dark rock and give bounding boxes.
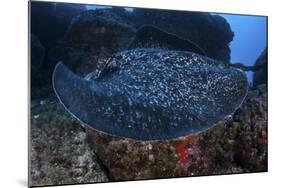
[48,9,136,75]
[30,2,86,50]
[31,34,54,100]
[30,2,87,98]
[31,34,45,88]
[64,9,135,53]
[132,9,234,62]
[129,25,206,56]
[253,48,268,87]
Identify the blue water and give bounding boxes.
[86,5,111,10]
[86,5,133,12]
[218,14,267,84]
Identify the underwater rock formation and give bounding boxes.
[31,34,45,88]
[49,8,234,76]
[30,2,86,50]
[30,85,267,184]
[30,4,268,185]
[30,98,108,186]
[32,7,234,99]
[48,9,136,74]
[132,9,234,62]
[253,48,268,87]
[53,49,248,140]
[129,25,206,56]
[30,2,87,96]
[85,85,267,180]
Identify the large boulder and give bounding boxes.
[48,8,136,75]
[253,48,268,87]
[132,9,234,62]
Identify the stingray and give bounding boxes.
[53,48,248,141]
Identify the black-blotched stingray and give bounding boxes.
[53,48,248,141]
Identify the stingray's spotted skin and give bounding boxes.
[53,48,248,141]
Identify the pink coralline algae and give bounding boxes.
[148,154,154,161]
[176,135,199,165]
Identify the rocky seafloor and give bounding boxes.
[30,84,267,186]
[30,99,109,186]
[30,4,268,186]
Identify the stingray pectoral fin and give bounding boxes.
[52,62,101,126]
[53,62,146,140]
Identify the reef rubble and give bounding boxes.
[30,99,109,186]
